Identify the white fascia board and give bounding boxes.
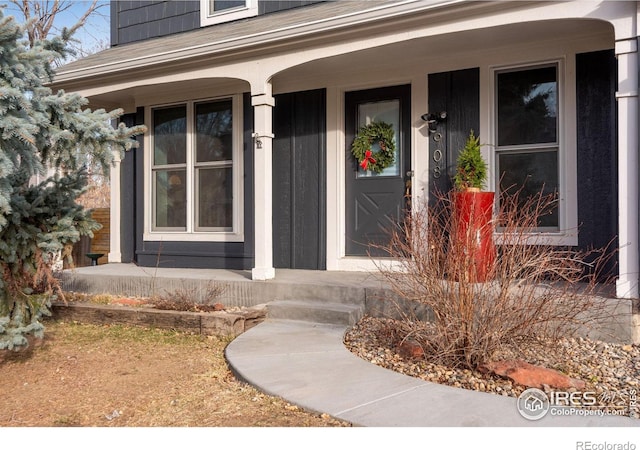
[54,0,464,83]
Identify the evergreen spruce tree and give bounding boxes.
[0,10,144,350]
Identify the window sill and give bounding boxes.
[144,231,244,243]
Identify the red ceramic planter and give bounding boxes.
[452,190,496,282]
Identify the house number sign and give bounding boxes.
[432,132,443,179]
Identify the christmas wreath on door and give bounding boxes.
[350,121,396,173]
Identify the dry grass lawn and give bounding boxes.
[0,319,350,427]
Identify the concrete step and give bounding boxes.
[267,299,364,326]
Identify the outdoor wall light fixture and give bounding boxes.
[421,111,447,133]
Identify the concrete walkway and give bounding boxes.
[225,319,639,427]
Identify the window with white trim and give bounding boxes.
[150,96,243,240]
[495,63,561,232]
[200,0,257,26]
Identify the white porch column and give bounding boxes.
[108,149,122,263]
[251,87,276,280]
[615,38,639,298]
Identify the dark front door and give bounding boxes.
[345,85,411,256]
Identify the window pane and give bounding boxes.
[197,167,232,229]
[154,106,186,165]
[498,150,559,229]
[357,100,400,178]
[154,169,186,229]
[196,100,233,162]
[211,0,245,12]
[497,66,557,146]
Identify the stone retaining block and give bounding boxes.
[49,302,266,338]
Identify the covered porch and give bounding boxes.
[52,1,640,299]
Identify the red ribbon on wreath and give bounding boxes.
[359,149,377,170]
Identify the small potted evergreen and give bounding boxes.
[454,130,487,192]
[451,130,495,282]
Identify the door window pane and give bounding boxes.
[153,106,186,165]
[497,66,557,146]
[154,169,187,229]
[197,166,233,229]
[357,100,400,178]
[498,150,559,229]
[196,100,233,162]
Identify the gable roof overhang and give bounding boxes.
[54,0,466,84]
[50,0,629,111]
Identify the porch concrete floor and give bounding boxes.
[61,263,380,285]
[58,263,388,308]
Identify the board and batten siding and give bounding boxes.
[272,89,327,270]
[427,68,481,198]
[576,49,618,276]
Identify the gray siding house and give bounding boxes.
[53,1,640,300]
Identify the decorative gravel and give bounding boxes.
[344,316,640,419]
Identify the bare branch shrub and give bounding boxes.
[375,188,617,370]
[76,169,110,209]
[147,282,227,312]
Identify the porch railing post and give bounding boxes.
[108,148,122,263]
[615,37,639,298]
[251,87,276,280]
